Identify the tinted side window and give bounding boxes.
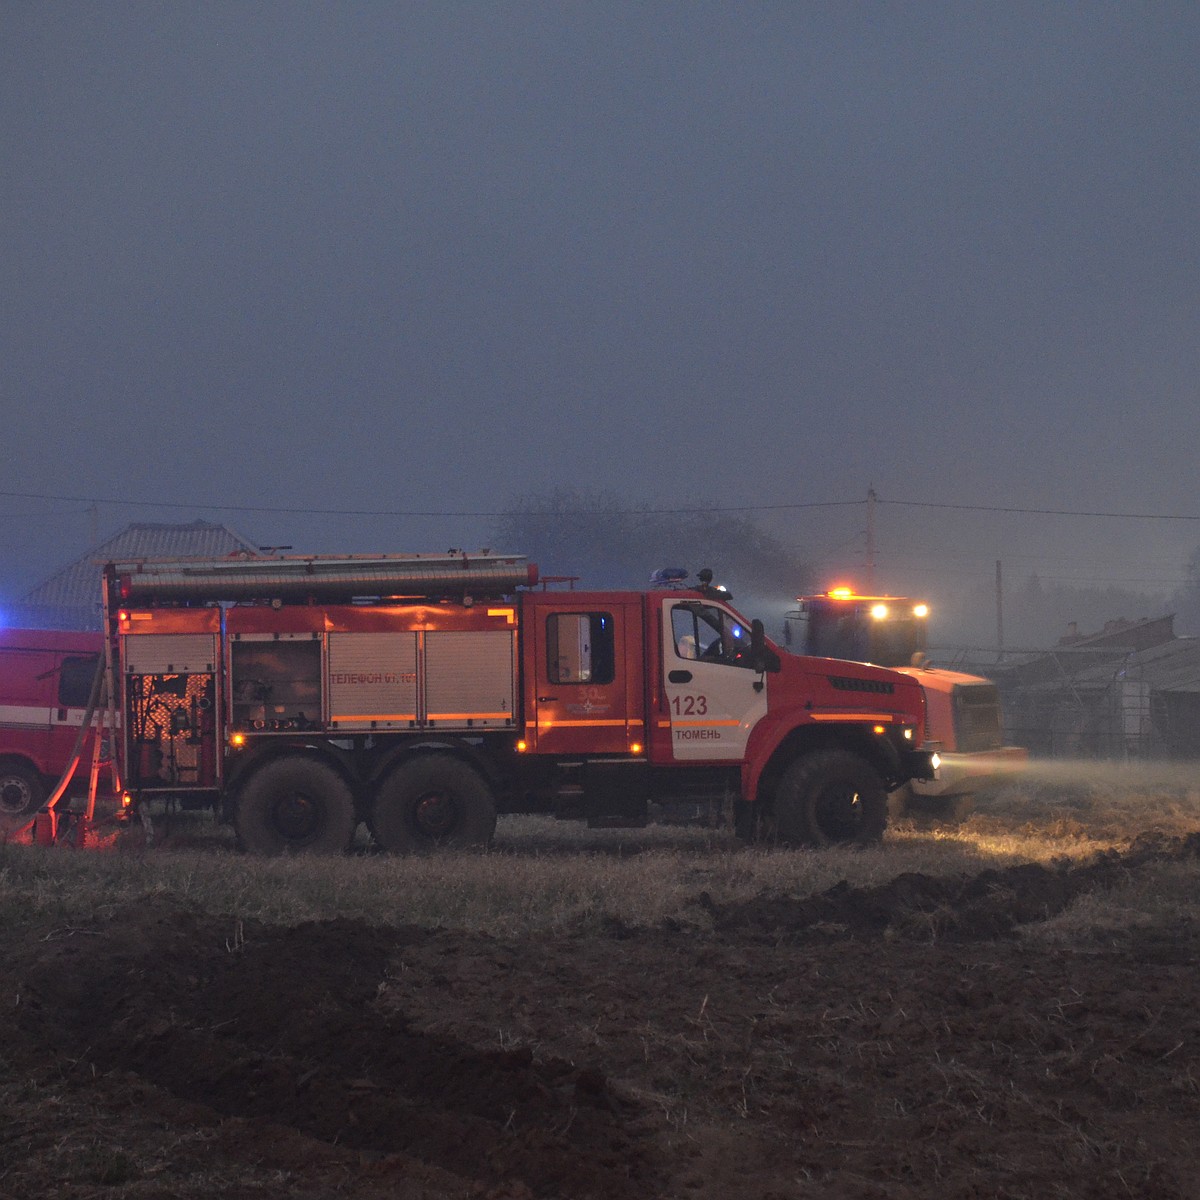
[546,613,615,684]
[58,655,100,707]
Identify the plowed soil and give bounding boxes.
[3,834,1200,1199]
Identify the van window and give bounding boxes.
[58,655,100,707]
[546,613,615,684]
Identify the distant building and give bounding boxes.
[12,520,261,631]
[987,615,1200,758]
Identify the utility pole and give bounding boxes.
[995,559,1005,658]
[865,487,877,592]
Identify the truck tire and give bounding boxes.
[0,763,46,836]
[370,755,496,854]
[234,757,357,856]
[774,749,888,846]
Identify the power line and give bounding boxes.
[0,490,861,519]
[3,488,1200,524]
[884,499,1200,522]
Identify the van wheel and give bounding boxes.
[234,758,357,855]
[774,750,888,846]
[370,756,496,854]
[0,763,46,833]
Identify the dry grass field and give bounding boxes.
[2,765,1199,1198]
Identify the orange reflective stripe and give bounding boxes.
[809,712,896,723]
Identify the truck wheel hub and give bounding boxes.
[0,781,31,814]
[414,791,456,837]
[273,793,321,840]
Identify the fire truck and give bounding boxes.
[787,588,1026,817]
[0,628,107,838]
[98,552,938,853]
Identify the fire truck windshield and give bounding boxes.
[805,603,926,668]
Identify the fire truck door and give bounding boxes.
[0,643,56,773]
[48,652,103,767]
[662,599,767,761]
[528,602,640,755]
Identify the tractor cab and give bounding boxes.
[787,587,931,668]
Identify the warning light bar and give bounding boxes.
[810,589,932,621]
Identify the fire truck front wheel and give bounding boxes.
[0,763,45,834]
[370,755,496,854]
[234,757,358,855]
[773,749,888,846]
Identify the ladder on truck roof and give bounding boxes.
[104,551,538,605]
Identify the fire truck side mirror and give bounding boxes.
[749,619,779,674]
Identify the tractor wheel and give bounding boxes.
[370,755,496,854]
[0,763,46,836]
[234,757,357,855]
[774,750,888,846]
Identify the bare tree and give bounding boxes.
[493,488,814,604]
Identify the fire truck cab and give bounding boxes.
[103,554,938,854]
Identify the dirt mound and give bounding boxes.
[13,905,657,1200]
[700,832,1200,942]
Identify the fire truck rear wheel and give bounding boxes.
[370,756,496,854]
[0,763,45,833]
[774,750,888,846]
[234,758,357,856]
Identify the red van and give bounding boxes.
[0,628,106,832]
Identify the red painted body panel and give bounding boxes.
[0,628,107,790]
[519,591,646,756]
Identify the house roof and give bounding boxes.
[13,520,261,630]
[992,632,1200,696]
[988,614,1180,690]
[1107,637,1200,695]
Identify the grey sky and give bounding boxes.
[3,2,1198,641]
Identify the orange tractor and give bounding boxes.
[787,588,1026,818]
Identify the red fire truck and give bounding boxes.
[100,552,938,853]
[787,588,1026,817]
[0,628,107,837]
